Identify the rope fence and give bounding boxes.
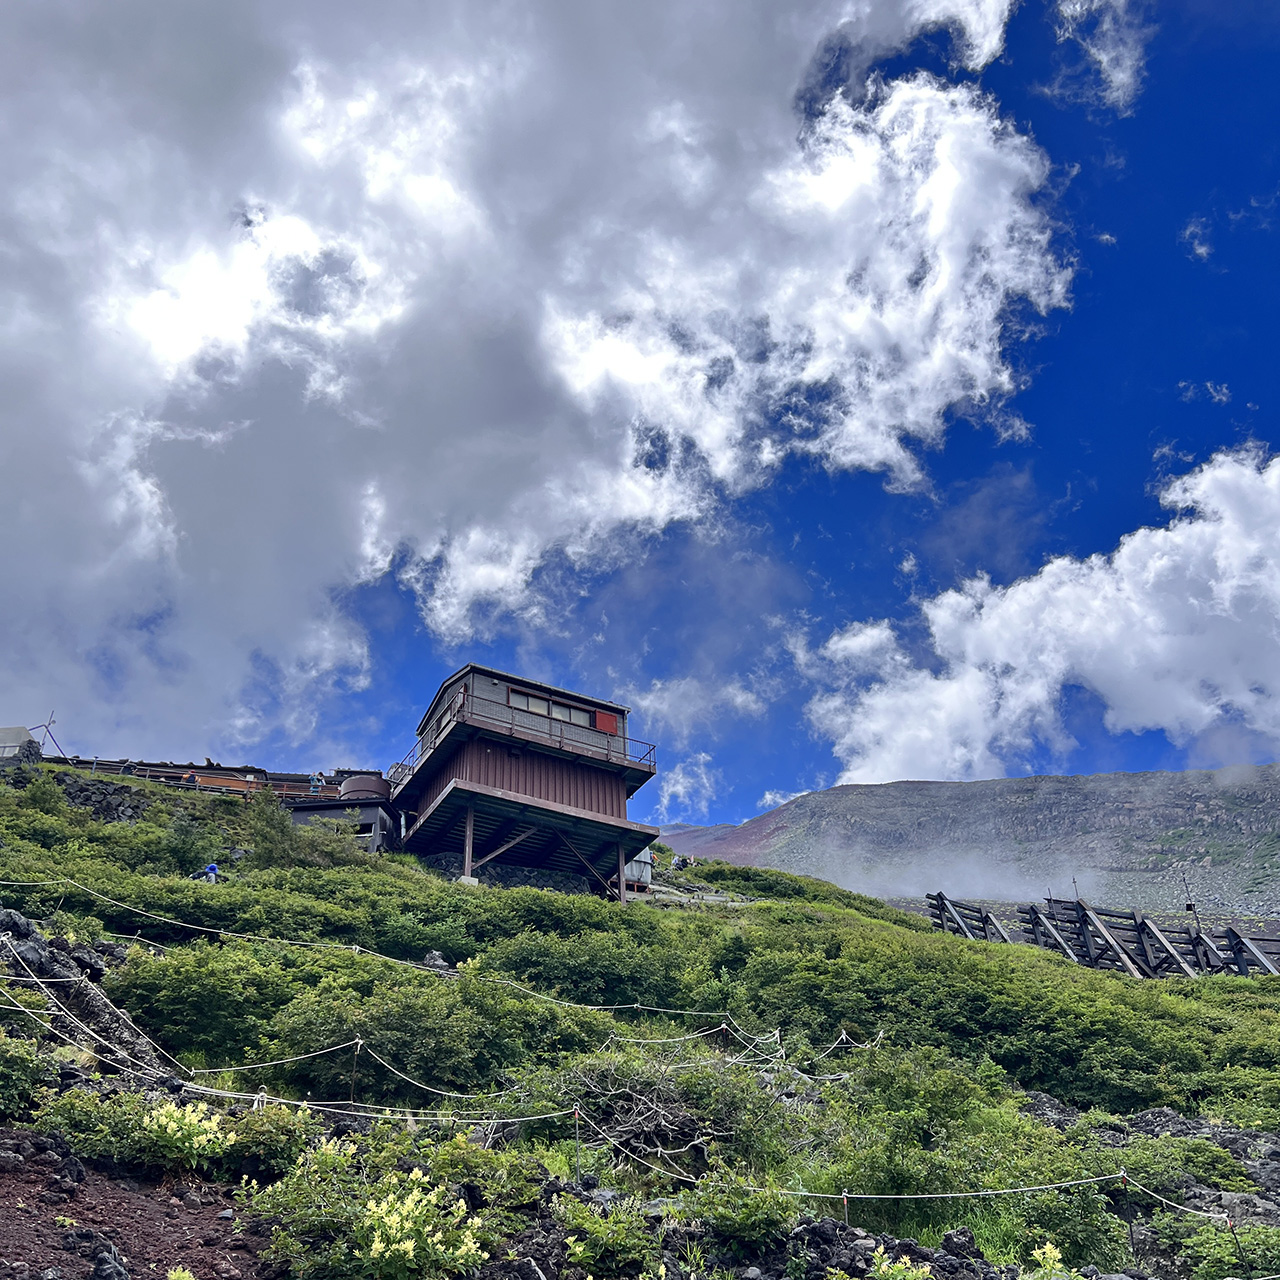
[0,876,875,1082]
[0,979,1251,1241]
[0,875,1257,1244]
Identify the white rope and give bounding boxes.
[1,877,815,1048]
[0,974,85,983]
[186,1040,363,1074]
[182,1078,576,1124]
[357,1044,529,1101]
[1,936,169,1079]
[599,1025,729,1048]
[0,988,1256,1218]
[765,1172,1121,1202]
[1123,1175,1230,1222]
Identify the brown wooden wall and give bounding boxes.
[415,738,627,819]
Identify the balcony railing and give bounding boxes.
[388,690,656,787]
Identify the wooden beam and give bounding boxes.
[1224,928,1280,976]
[617,844,627,905]
[981,911,1012,944]
[1136,916,1198,979]
[462,804,474,879]
[938,893,977,940]
[558,832,616,895]
[1190,928,1228,973]
[471,826,539,871]
[1026,905,1081,964]
[1077,902,1146,979]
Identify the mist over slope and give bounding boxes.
[661,765,1280,912]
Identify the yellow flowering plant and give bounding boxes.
[139,1099,238,1173]
[352,1167,489,1280]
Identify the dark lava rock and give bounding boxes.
[943,1227,982,1259]
[1022,1091,1082,1131]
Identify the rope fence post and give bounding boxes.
[575,1105,582,1184]
[349,1038,363,1104]
[1229,1218,1255,1280]
[843,1190,849,1226]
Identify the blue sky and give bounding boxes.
[5,1,1280,828]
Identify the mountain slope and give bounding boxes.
[661,764,1280,912]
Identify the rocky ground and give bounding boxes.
[0,1128,268,1280]
[476,1180,1026,1280]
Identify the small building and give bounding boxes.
[0,727,41,763]
[285,774,400,852]
[388,665,658,899]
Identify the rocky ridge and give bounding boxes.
[660,765,1280,913]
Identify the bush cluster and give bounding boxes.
[6,764,1280,1272]
[33,1088,320,1179]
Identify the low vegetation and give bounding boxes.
[4,762,1280,1279]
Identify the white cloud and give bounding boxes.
[628,676,768,746]
[0,0,1072,760]
[758,787,809,810]
[545,77,1069,491]
[657,751,720,821]
[1179,380,1232,404]
[1052,0,1153,112]
[803,449,1280,783]
[1181,217,1214,261]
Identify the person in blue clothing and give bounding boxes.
[189,863,218,884]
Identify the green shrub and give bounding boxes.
[34,1087,153,1163]
[0,1032,47,1122]
[33,1088,294,1179]
[229,1104,322,1179]
[249,1135,499,1280]
[18,771,66,815]
[866,1247,937,1280]
[1021,1241,1084,1280]
[1116,1136,1255,1196]
[1018,1188,1128,1270]
[553,1193,657,1276]
[245,1137,367,1277]
[1177,1222,1280,1280]
[682,1166,796,1257]
[139,1098,238,1173]
[353,1169,490,1279]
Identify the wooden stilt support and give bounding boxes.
[617,844,627,905]
[459,803,477,884]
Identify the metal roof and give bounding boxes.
[0,726,35,748]
[417,663,631,737]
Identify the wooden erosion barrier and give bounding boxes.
[928,891,1280,980]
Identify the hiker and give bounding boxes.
[189,863,218,884]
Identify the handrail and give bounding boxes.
[41,757,342,801]
[388,690,656,787]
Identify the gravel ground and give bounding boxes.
[0,1129,268,1280]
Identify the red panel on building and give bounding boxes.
[594,711,618,735]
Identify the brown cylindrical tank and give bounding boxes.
[339,774,391,801]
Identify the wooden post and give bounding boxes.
[462,804,475,882]
[617,844,627,905]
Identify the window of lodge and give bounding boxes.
[509,689,593,727]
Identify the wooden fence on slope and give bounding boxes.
[927,891,1280,979]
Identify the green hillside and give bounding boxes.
[5,762,1280,1280]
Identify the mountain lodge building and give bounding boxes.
[387,664,658,900]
